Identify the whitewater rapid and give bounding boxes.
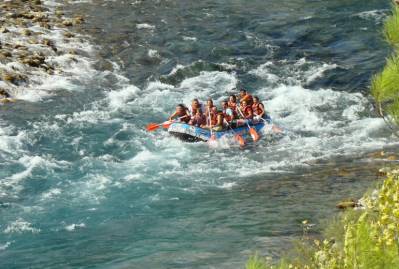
[0,0,396,268]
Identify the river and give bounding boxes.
[0,0,396,268]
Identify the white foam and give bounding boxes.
[182,36,197,42]
[136,23,155,30]
[65,223,86,231]
[148,49,160,58]
[0,155,68,199]
[3,218,40,234]
[107,85,140,110]
[354,9,388,24]
[41,188,62,200]
[168,64,185,76]
[249,62,280,83]
[0,242,12,251]
[0,1,99,102]
[305,63,337,83]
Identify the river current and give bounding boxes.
[0,0,396,268]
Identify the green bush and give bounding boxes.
[246,170,399,269]
[372,3,399,129]
[384,5,399,47]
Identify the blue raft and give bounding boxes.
[168,121,266,142]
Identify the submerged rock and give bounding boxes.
[336,199,357,209]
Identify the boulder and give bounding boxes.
[336,199,357,209]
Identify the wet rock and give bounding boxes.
[368,151,385,159]
[337,168,351,177]
[1,71,26,85]
[2,72,16,83]
[55,10,64,17]
[64,32,75,38]
[21,29,32,36]
[62,20,73,27]
[28,38,39,44]
[0,88,11,98]
[21,53,46,67]
[73,16,84,24]
[38,20,49,28]
[21,13,35,20]
[378,167,391,176]
[0,50,12,58]
[336,199,357,209]
[0,27,10,33]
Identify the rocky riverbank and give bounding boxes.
[0,0,91,102]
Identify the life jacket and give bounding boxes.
[228,101,237,110]
[205,106,217,126]
[241,105,253,119]
[252,102,264,116]
[240,94,253,106]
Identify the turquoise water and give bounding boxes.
[0,0,396,268]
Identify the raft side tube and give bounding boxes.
[167,122,265,142]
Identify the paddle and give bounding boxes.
[224,119,245,147]
[237,107,260,141]
[208,109,216,143]
[146,116,186,132]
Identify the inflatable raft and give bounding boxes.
[168,121,266,142]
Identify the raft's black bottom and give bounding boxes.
[169,132,205,142]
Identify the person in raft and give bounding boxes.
[252,96,266,119]
[201,109,225,131]
[168,89,276,130]
[189,108,207,127]
[169,104,190,123]
[239,88,253,106]
[188,98,204,116]
[236,99,254,126]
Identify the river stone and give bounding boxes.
[62,20,73,27]
[336,199,357,209]
[73,16,84,24]
[64,32,75,38]
[2,72,16,83]
[55,10,64,17]
[22,29,32,36]
[0,27,10,33]
[0,88,11,98]
[0,50,12,58]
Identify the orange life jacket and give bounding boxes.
[241,105,253,119]
[240,94,253,106]
[252,102,264,116]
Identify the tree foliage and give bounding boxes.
[372,4,399,130]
